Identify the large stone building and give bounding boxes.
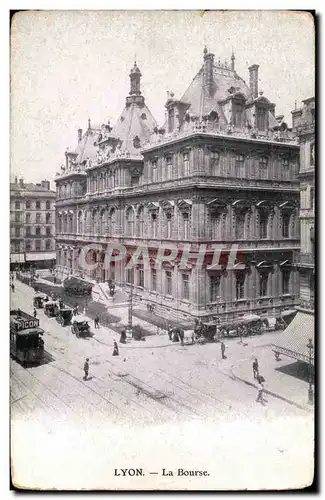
[292,97,315,312]
[10,178,56,269]
[55,51,301,323]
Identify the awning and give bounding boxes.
[281,309,297,318]
[241,314,261,322]
[10,253,25,263]
[17,327,44,336]
[25,252,56,262]
[272,311,314,364]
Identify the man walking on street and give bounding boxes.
[221,341,226,359]
[94,315,100,329]
[83,358,89,380]
[113,340,119,356]
[253,358,259,379]
[256,375,266,404]
[11,282,15,293]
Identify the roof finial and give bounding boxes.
[294,100,297,110]
[88,118,91,130]
[204,45,208,57]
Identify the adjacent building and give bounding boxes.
[10,178,56,269]
[55,51,301,324]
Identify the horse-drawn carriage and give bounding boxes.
[44,300,59,317]
[71,318,90,338]
[33,293,48,309]
[218,314,263,338]
[56,307,73,326]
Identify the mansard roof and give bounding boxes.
[110,100,157,155]
[74,125,102,164]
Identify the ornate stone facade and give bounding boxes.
[55,50,301,323]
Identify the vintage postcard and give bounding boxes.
[10,9,315,491]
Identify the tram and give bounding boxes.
[10,309,45,365]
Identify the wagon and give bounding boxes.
[71,319,90,338]
[33,293,48,309]
[44,300,59,317]
[56,308,73,326]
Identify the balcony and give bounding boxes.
[299,253,314,267]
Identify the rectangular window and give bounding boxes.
[126,268,134,284]
[15,201,20,209]
[46,227,52,236]
[138,265,144,288]
[151,269,157,291]
[310,143,315,166]
[36,213,41,224]
[166,212,172,238]
[25,240,31,251]
[259,273,268,297]
[235,154,245,169]
[183,212,190,239]
[260,213,268,239]
[282,270,290,294]
[35,227,41,236]
[168,108,174,132]
[26,226,31,236]
[210,275,221,302]
[151,213,157,238]
[165,270,172,296]
[310,187,314,209]
[211,151,220,174]
[26,200,31,209]
[15,213,20,222]
[182,273,190,300]
[233,102,244,128]
[35,240,41,251]
[45,240,51,250]
[166,156,172,180]
[282,213,290,239]
[235,272,245,300]
[256,108,267,131]
[46,201,51,210]
[259,157,268,169]
[282,157,289,169]
[152,161,158,182]
[26,213,30,223]
[36,201,41,209]
[183,152,190,176]
[131,173,139,186]
[46,213,51,224]
[15,227,20,237]
[14,243,20,252]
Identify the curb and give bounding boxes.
[230,367,313,413]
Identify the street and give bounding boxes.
[10,281,314,490]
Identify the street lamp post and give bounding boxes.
[126,269,134,338]
[307,338,314,405]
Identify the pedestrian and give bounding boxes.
[253,358,259,379]
[83,357,89,380]
[17,308,22,316]
[11,282,15,293]
[113,340,119,356]
[33,308,37,318]
[256,375,266,404]
[221,341,226,359]
[120,329,127,344]
[167,326,173,341]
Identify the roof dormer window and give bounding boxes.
[256,106,267,131]
[168,108,175,133]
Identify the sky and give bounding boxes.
[10,10,315,185]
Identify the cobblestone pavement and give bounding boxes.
[10,282,314,490]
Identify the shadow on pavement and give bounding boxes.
[276,360,314,384]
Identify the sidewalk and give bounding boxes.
[230,347,314,412]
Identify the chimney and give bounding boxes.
[78,128,82,142]
[248,64,259,99]
[41,180,50,190]
[231,52,235,72]
[19,178,24,188]
[203,48,215,98]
